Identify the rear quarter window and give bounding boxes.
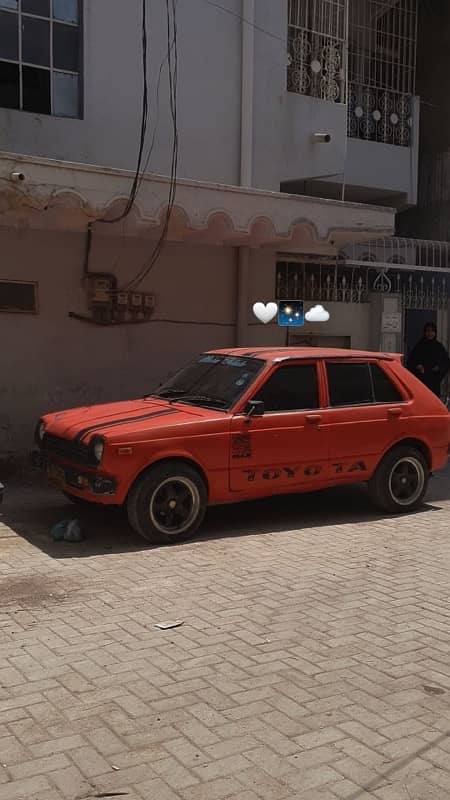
[371,363,403,403]
[326,361,404,407]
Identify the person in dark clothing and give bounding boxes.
[407,322,450,398]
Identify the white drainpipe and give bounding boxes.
[236,0,254,345]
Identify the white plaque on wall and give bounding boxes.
[381,312,402,333]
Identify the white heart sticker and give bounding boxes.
[253,302,278,325]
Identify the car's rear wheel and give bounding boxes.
[127,461,207,545]
[368,446,428,513]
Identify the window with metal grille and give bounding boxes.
[347,0,418,146]
[287,0,347,103]
[0,0,82,118]
[0,280,38,313]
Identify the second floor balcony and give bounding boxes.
[287,0,417,149]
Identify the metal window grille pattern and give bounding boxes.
[277,260,372,304]
[348,0,417,146]
[277,238,450,310]
[348,85,413,145]
[287,0,347,103]
[0,0,82,118]
[400,273,449,311]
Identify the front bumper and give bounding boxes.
[31,449,117,496]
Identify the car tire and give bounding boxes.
[368,446,429,514]
[127,461,207,545]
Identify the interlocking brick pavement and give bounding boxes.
[1,469,450,798]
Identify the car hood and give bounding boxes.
[42,398,219,443]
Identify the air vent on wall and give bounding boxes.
[0,280,38,313]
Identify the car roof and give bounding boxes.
[208,347,402,363]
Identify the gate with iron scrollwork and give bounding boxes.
[276,260,370,303]
[276,261,449,311]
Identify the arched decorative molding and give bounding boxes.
[0,152,395,251]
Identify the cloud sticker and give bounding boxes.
[305,304,330,323]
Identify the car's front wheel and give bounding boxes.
[368,446,428,514]
[127,461,207,545]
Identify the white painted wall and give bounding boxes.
[304,301,371,350]
[344,136,419,207]
[0,0,417,201]
[279,95,348,186]
[0,0,243,185]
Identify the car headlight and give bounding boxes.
[91,436,105,464]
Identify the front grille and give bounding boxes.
[41,433,95,466]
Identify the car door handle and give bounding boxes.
[305,414,322,425]
[387,407,402,418]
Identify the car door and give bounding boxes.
[321,359,408,481]
[229,361,329,493]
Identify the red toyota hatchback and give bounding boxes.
[33,348,450,545]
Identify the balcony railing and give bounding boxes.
[347,83,413,147]
[287,26,346,103]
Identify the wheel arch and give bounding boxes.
[378,438,432,470]
[126,455,210,502]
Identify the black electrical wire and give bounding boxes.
[125,0,179,289]
[122,0,179,290]
[135,2,178,197]
[99,0,149,224]
[107,0,180,224]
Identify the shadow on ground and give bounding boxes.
[1,465,449,560]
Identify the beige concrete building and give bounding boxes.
[0,151,393,457]
[1,1,448,457]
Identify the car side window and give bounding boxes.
[326,361,404,407]
[326,362,372,407]
[252,364,318,412]
[371,363,403,402]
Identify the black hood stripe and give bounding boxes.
[75,408,177,444]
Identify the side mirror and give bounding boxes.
[245,400,265,418]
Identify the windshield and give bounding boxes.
[150,354,264,409]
